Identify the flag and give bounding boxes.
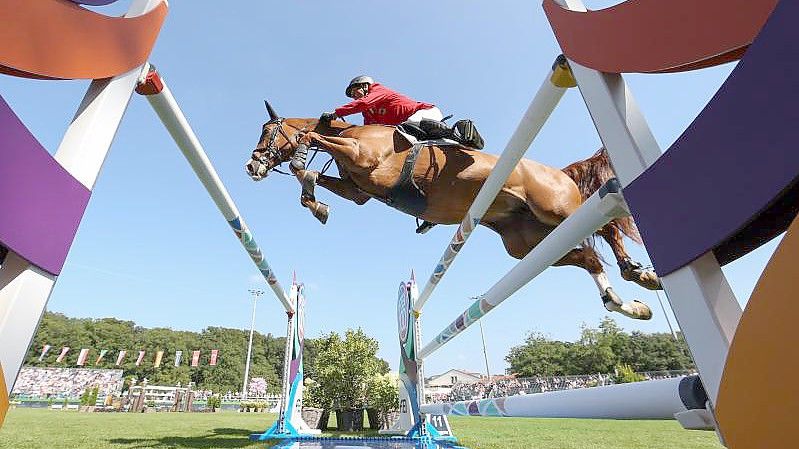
[38,344,51,361]
[115,350,127,366]
[191,350,200,367]
[95,349,108,365]
[174,350,182,367]
[76,348,89,366]
[209,349,218,366]
[154,351,164,368]
[56,347,70,363]
[135,351,146,366]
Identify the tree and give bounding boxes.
[506,318,695,376]
[310,329,387,410]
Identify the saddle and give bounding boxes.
[383,127,469,234]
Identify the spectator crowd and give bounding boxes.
[445,370,693,402]
[11,367,123,399]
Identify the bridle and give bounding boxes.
[253,118,294,171]
[250,115,339,178]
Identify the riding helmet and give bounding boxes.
[345,75,374,98]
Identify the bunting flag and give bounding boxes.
[56,347,70,363]
[154,351,164,368]
[174,350,182,367]
[135,351,146,366]
[191,350,200,367]
[95,349,108,365]
[76,348,90,366]
[38,344,51,361]
[115,350,127,366]
[209,349,218,366]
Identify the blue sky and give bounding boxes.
[1,0,778,380]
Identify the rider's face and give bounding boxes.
[351,85,367,99]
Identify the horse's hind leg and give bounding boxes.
[596,223,662,290]
[554,246,652,320]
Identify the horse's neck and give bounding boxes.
[316,120,354,136]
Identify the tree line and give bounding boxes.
[505,317,694,376]
[24,312,693,394]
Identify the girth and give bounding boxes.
[381,142,427,217]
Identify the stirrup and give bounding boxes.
[415,220,436,234]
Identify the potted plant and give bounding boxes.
[302,379,330,430]
[206,395,221,412]
[365,374,399,430]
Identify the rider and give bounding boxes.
[319,76,484,149]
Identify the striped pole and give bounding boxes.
[414,56,576,313]
[136,65,293,313]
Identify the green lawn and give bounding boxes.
[0,408,724,449]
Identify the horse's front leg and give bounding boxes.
[293,168,329,224]
[297,132,368,171]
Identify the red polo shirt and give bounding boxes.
[334,83,434,125]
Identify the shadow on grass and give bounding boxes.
[108,427,258,448]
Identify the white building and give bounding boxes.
[424,369,482,402]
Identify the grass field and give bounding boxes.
[0,408,725,449]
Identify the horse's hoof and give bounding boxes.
[622,269,663,290]
[602,288,652,320]
[310,202,329,224]
[604,298,653,320]
[620,259,663,290]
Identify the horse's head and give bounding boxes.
[245,101,312,181]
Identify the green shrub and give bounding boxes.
[613,364,645,383]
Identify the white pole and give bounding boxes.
[478,320,491,379]
[242,289,263,400]
[655,290,679,341]
[414,57,575,313]
[137,67,293,313]
[418,189,628,360]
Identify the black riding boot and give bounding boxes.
[419,119,484,150]
[419,119,452,140]
[451,120,484,150]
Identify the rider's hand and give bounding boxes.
[319,112,338,123]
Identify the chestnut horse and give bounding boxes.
[245,103,660,320]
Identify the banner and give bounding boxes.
[191,350,200,367]
[76,348,90,366]
[38,344,51,361]
[174,350,182,367]
[154,351,164,368]
[56,347,70,363]
[135,350,146,366]
[209,349,218,366]
[95,349,108,365]
[115,350,127,366]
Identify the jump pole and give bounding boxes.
[418,183,628,359]
[420,375,713,427]
[135,65,293,313]
[413,56,577,313]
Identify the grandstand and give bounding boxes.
[10,367,123,399]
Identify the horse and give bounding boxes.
[245,102,660,320]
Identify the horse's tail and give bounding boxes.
[561,148,642,244]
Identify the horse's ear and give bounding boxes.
[264,100,278,121]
